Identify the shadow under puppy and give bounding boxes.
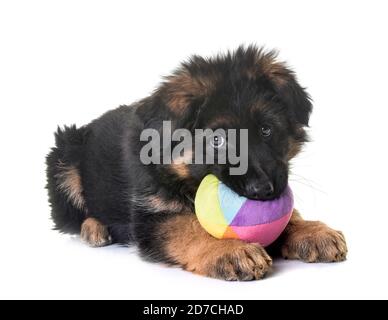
[46,46,347,280]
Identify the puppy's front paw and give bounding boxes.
[203,243,272,281]
[81,218,112,247]
[161,215,272,281]
[281,221,347,263]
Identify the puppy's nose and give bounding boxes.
[247,182,275,200]
[262,182,274,198]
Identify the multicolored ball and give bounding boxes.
[194,174,294,247]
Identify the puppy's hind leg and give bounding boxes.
[46,125,112,247]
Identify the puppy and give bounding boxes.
[46,46,347,280]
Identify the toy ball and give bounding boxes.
[194,174,294,247]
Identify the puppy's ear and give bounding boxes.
[256,50,313,126]
[136,57,214,131]
[159,57,215,119]
[276,74,312,127]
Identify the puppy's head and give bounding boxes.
[138,46,312,200]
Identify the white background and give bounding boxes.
[1,0,387,300]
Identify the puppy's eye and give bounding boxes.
[210,135,225,149]
[261,126,272,138]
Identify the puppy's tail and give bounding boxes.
[46,125,88,234]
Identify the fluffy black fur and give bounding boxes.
[46,45,312,264]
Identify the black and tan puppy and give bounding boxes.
[46,46,347,280]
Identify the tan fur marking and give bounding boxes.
[207,115,239,129]
[55,164,86,210]
[280,209,347,262]
[168,95,189,113]
[169,163,190,178]
[164,71,214,114]
[262,61,290,87]
[81,218,111,247]
[160,215,272,280]
[287,138,302,160]
[169,150,192,178]
[148,195,186,213]
[246,51,290,87]
[172,149,193,165]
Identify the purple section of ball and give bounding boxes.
[230,186,293,226]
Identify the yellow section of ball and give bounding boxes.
[194,174,228,239]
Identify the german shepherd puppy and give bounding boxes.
[46,46,347,280]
